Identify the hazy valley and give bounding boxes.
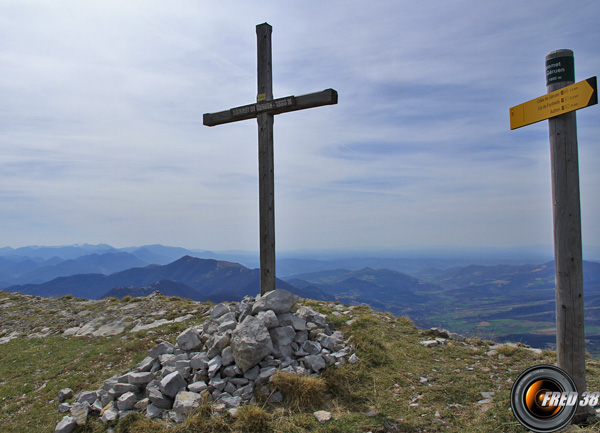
[3,244,600,354]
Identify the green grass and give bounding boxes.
[0,304,208,433]
[0,331,162,431]
[3,299,600,432]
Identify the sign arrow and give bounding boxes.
[510,77,597,130]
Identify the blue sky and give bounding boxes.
[1,0,599,256]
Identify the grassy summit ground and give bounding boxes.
[1,291,600,432]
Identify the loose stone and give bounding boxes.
[70,402,89,426]
[173,391,202,415]
[160,372,187,398]
[314,410,332,423]
[55,416,77,433]
[117,392,137,411]
[55,289,358,429]
[58,388,73,403]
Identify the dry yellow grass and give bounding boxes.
[270,371,328,412]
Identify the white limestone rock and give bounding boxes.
[148,341,175,358]
[231,316,273,372]
[54,294,362,426]
[218,320,238,333]
[160,371,187,398]
[256,310,279,329]
[58,403,71,413]
[176,327,203,352]
[173,391,202,415]
[269,326,296,347]
[297,306,327,327]
[58,388,73,403]
[210,304,230,319]
[100,402,119,423]
[148,388,173,410]
[314,410,332,423]
[146,403,163,419]
[304,354,326,373]
[277,312,307,331]
[188,381,208,393]
[55,416,77,433]
[221,346,235,367]
[117,392,137,411]
[127,371,154,385]
[251,289,299,315]
[206,332,231,358]
[136,356,158,373]
[220,395,243,408]
[75,390,97,405]
[208,355,223,377]
[190,352,210,371]
[69,402,89,426]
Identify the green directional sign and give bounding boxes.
[546,56,575,86]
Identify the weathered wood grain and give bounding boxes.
[546,49,590,420]
[203,89,338,127]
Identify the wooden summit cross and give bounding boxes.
[203,23,338,295]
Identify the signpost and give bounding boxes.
[510,49,596,422]
[510,77,597,130]
[203,23,337,295]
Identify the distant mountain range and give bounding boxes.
[0,244,262,288]
[4,255,331,303]
[0,252,148,286]
[5,255,260,301]
[284,267,440,318]
[283,260,600,354]
[0,244,201,266]
[3,243,600,353]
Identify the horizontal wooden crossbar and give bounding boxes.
[203,88,338,126]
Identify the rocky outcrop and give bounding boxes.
[0,291,204,343]
[55,289,357,427]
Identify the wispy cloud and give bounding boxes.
[0,0,598,252]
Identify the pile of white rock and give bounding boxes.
[55,289,358,432]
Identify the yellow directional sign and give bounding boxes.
[510,77,597,130]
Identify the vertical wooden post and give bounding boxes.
[256,23,276,295]
[546,49,590,421]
